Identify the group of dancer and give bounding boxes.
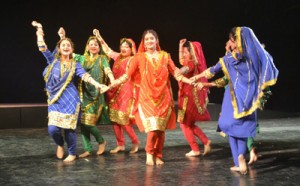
[31,21,278,175]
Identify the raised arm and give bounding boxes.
[179,38,186,65]
[57,27,66,40]
[32,21,47,52]
[93,29,119,59]
[32,21,58,64]
[165,52,194,85]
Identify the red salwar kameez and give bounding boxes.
[178,41,211,153]
[107,39,139,148]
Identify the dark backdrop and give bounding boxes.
[0,0,299,112]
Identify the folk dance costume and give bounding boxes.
[201,27,278,174]
[178,41,211,156]
[74,36,112,156]
[39,44,91,157]
[104,38,140,153]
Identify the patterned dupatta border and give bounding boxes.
[219,58,277,119]
[44,59,76,105]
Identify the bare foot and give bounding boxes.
[56,146,64,159]
[230,166,240,172]
[248,148,258,165]
[185,150,200,157]
[97,141,106,155]
[110,146,125,154]
[129,142,139,154]
[155,157,164,165]
[79,151,91,158]
[63,155,76,162]
[238,154,248,175]
[146,153,154,166]
[203,140,212,156]
[219,131,226,137]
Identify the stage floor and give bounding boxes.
[0,118,299,185]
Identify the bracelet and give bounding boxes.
[82,73,91,82]
[175,74,184,82]
[119,74,128,83]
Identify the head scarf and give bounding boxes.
[120,38,137,55]
[137,30,161,53]
[220,27,279,118]
[83,36,108,58]
[188,41,208,77]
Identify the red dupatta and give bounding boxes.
[189,41,208,81]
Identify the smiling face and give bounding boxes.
[88,38,100,55]
[58,39,73,57]
[143,32,158,51]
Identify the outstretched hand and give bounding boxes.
[32,21,42,28]
[190,76,198,83]
[174,68,182,78]
[179,38,187,46]
[195,82,204,90]
[32,21,44,36]
[58,27,66,39]
[109,80,120,89]
[97,84,109,94]
[93,29,100,38]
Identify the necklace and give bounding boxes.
[146,51,159,62]
[60,60,71,77]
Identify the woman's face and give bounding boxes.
[120,42,132,57]
[183,47,192,61]
[88,39,100,55]
[144,33,157,51]
[225,37,237,52]
[59,39,73,57]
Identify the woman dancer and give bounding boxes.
[110,29,193,165]
[93,29,140,154]
[71,32,114,158]
[177,39,211,157]
[191,27,278,174]
[32,21,107,162]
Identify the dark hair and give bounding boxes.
[87,36,101,48]
[229,27,237,41]
[56,37,74,59]
[141,29,159,41]
[183,41,191,52]
[120,38,133,49]
[57,37,75,49]
[85,36,102,55]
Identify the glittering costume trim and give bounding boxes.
[177,96,188,123]
[109,108,130,125]
[203,68,215,79]
[219,58,277,119]
[81,105,103,126]
[48,103,80,129]
[44,59,76,105]
[138,104,172,132]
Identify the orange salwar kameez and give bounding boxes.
[126,51,177,158]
